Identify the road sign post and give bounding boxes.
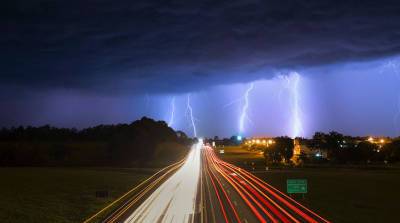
[287,179,307,196]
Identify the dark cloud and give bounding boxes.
[1,0,400,94]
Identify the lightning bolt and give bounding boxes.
[380,60,400,76]
[291,72,303,138]
[144,93,150,111]
[280,72,304,138]
[239,83,255,135]
[186,94,197,137]
[397,97,400,135]
[381,60,400,134]
[168,96,175,127]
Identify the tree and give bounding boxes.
[383,140,400,162]
[264,137,294,164]
[353,142,378,163]
[311,131,346,161]
[275,137,294,162]
[0,117,188,167]
[312,132,328,149]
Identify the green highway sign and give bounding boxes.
[287,179,307,194]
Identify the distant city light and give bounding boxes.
[262,139,266,144]
[237,135,243,141]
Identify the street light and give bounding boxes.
[262,139,266,144]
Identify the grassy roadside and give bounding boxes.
[254,168,400,223]
[0,167,155,223]
[217,146,400,223]
[215,146,265,168]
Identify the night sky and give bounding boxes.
[1,0,400,137]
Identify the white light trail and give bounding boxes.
[187,94,197,137]
[168,97,175,127]
[280,72,304,138]
[239,83,254,135]
[124,141,202,223]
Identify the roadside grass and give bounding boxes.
[215,146,265,168]
[218,146,400,223]
[254,168,400,223]
[0,167,155,223]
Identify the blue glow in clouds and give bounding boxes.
[186,94,197,137]
[239,83,254,135]
[72,57,397,138]
[168,97,175,127]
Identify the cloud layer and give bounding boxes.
[2,0,400,95]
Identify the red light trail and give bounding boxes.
[202,146,329,223]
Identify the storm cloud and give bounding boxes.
[2,0,400,94]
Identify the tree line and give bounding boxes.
[0,117,193,167]
[307,131,400,164]
[240,132,400,165]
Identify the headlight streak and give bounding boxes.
[84,159,185,223]
[186,94,198,137]
[168,96,175,127]
[124,141,203,223]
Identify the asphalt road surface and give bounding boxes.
[202,145,329,223]
[102,142,329,223]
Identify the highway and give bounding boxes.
[119,140,202,223]
[101,142,329,223]
[202,145,330,223]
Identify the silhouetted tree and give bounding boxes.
[352,142,378,163]
[383,140,400,162]
[0,117,188,167]
[264,137,294,164]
